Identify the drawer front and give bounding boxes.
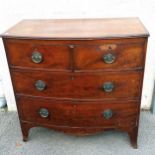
[18,97,75,126]
[74,43,144,71]
[17,96,138,127]
[74,101,138,127]
[5,39,145,72]
[5,40,70,70]
[11,70,143,100]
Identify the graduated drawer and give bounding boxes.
[4,39,70,71]
[74,43,144,71]
[17,96,139,127]
[11,70,143,100]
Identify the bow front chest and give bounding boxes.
[1,18,149,148]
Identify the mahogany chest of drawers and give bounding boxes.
[1,18,149,148]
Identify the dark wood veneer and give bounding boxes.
[1,18,149,148]
[11,70,143,100]
[4,39,145,71]
[17,96,139,128]
[74,43,144,70]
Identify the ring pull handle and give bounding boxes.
[103,53,115,64]
[35,80,46,91]
[39,108,49,118]
[102,82,114,92]
[31,51,43,63]
[103,109,113,119]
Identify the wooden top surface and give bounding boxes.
[1,18,149,39]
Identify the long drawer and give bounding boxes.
[17,96,139,127]
[11,69,143,100]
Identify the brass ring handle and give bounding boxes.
[103,53,115,64]
[103,109,113,119]
[31,51,43,63]
[39,108,49,118]
[102,82,114,92]
[35,80,46,91]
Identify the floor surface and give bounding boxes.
[0,111,155,155]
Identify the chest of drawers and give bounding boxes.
[1,18,149,148]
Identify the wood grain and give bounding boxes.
[4,38,146,71]
[17,96,139,128]
[11,69,143,100]
[1,18,149,148]
[5,40,71,71]
[74,43,144,70]
[1,18,149,39]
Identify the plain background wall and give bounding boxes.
[0,0,155,111]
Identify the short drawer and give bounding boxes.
[5,39,70,71]
[74,43,144,71]
[17,96,139,127]
[11,70,143,100]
